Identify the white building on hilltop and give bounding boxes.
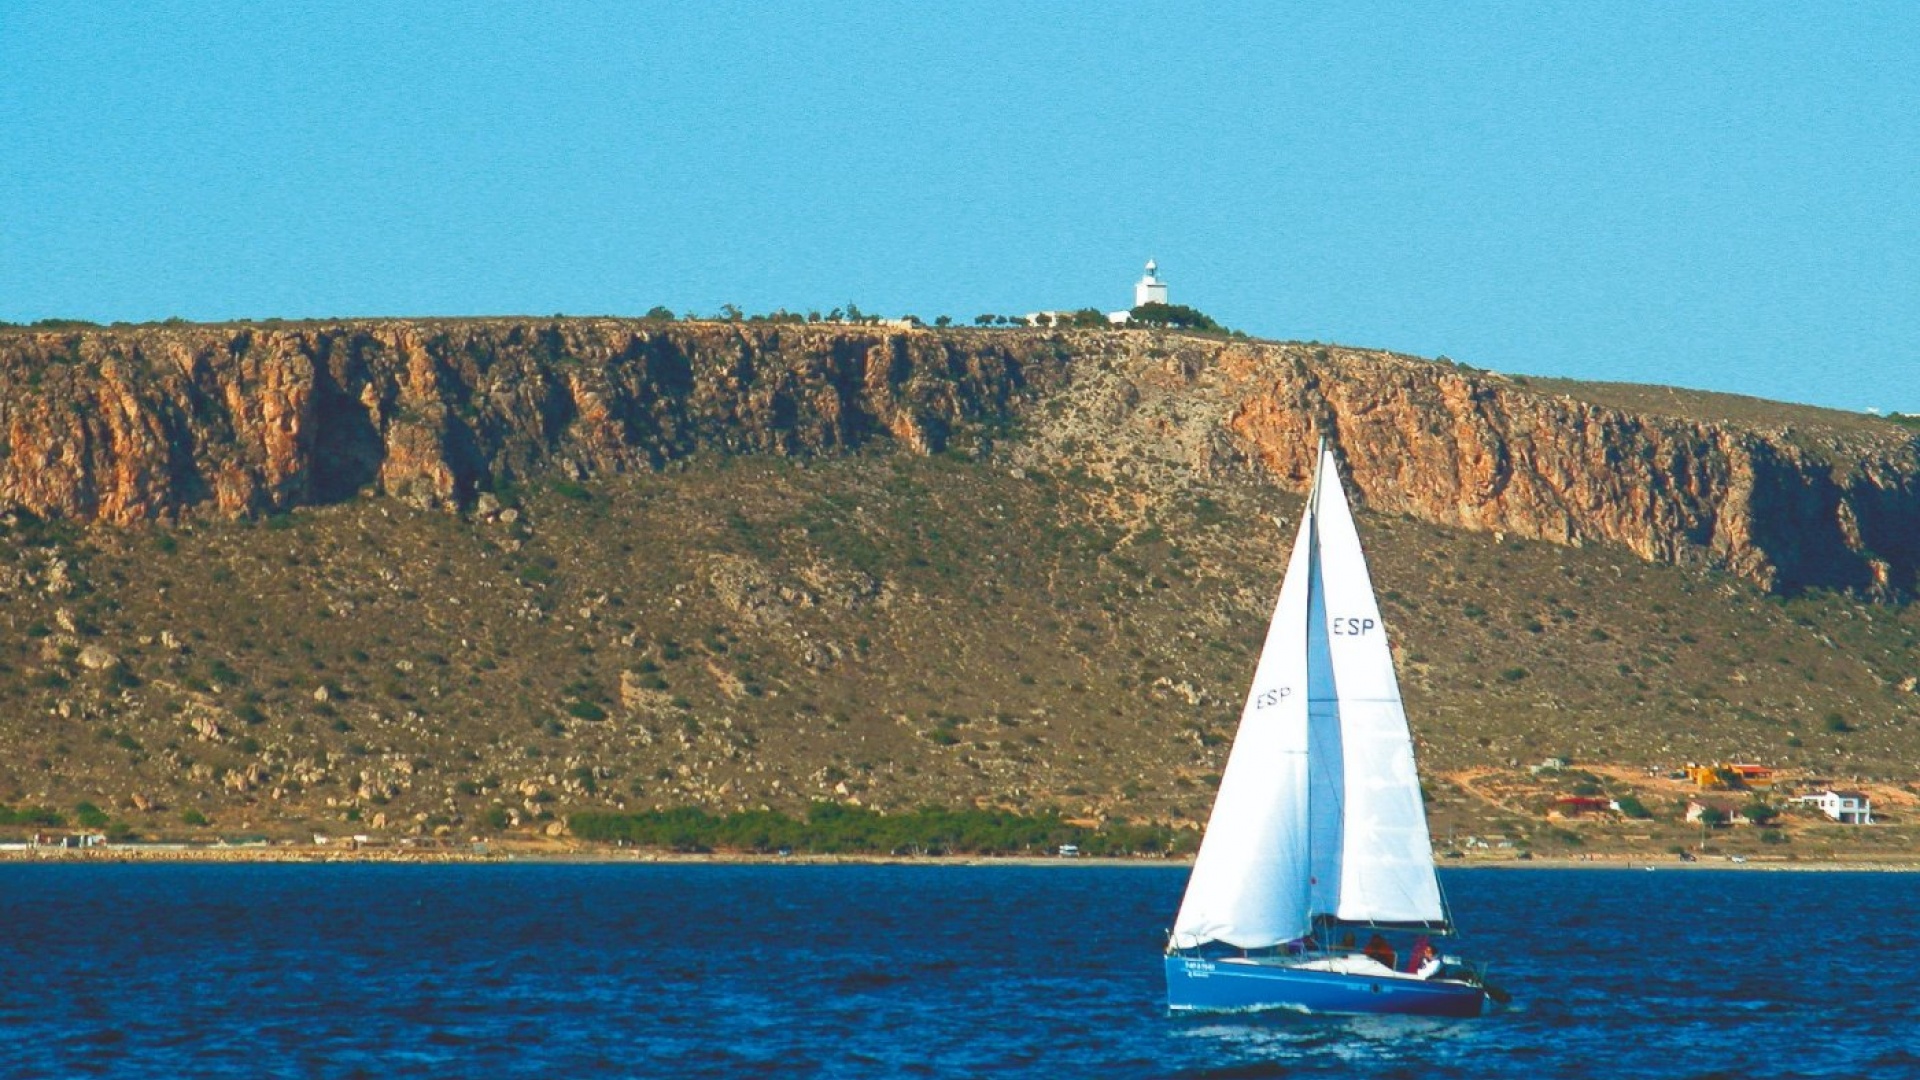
[1135,259,1168,307]
[1109,259,1169,324]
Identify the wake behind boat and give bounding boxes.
[1163,441,1493,1018]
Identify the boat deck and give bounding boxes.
[1215,952,1443,981]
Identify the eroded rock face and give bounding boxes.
[1001,336,1918,599]
[1215,347,1919,597]
[0,320,1048,522]
[0,322,1914,597]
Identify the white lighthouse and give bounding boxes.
[1134,259,1169,308]
[1108,259,1171,324]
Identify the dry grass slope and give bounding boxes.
[2,448,1916,853]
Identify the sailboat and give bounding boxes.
[1163,441,1492,1018]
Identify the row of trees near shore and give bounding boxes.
[569,802,1196,857]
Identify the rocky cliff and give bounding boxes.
[1213,347,1920,598]
[0,320,1053,522]
[1,320,1915,597]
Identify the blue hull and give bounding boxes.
[1165,955,1486,1018]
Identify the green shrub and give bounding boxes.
[0,805,63,827]
[1613,795,1652,819]
[566,700,608,722]
[1127,302,1224,332]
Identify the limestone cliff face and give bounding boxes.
[0,321,1915,597]
[0,321,1056,521]
[1210,346,1919,597]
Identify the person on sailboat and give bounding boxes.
[1363,934,1396,970]
[1408,936,1438,977]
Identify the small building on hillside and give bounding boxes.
[1799,789,1873,825]
[1689,760,1735,787]
[1553,796,1612,817]
[1686,799,1747,826]
[1687,762,1773,790]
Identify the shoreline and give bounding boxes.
[3,844,1920,871]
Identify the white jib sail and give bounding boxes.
[1169,504,1317,950]
[1310,447,1446,926]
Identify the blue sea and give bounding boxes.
[2,863,1916,1079]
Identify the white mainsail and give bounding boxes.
[1170,444,1445,952]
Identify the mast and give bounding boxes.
[1303,440,1345,922]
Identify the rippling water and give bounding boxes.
[2,863,1916,1078]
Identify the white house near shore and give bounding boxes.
[1798,789,1873,824]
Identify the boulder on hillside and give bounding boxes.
[77,645,120,671]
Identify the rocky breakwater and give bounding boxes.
[0,320,1067,522]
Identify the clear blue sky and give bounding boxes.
[4,3,1917,413]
